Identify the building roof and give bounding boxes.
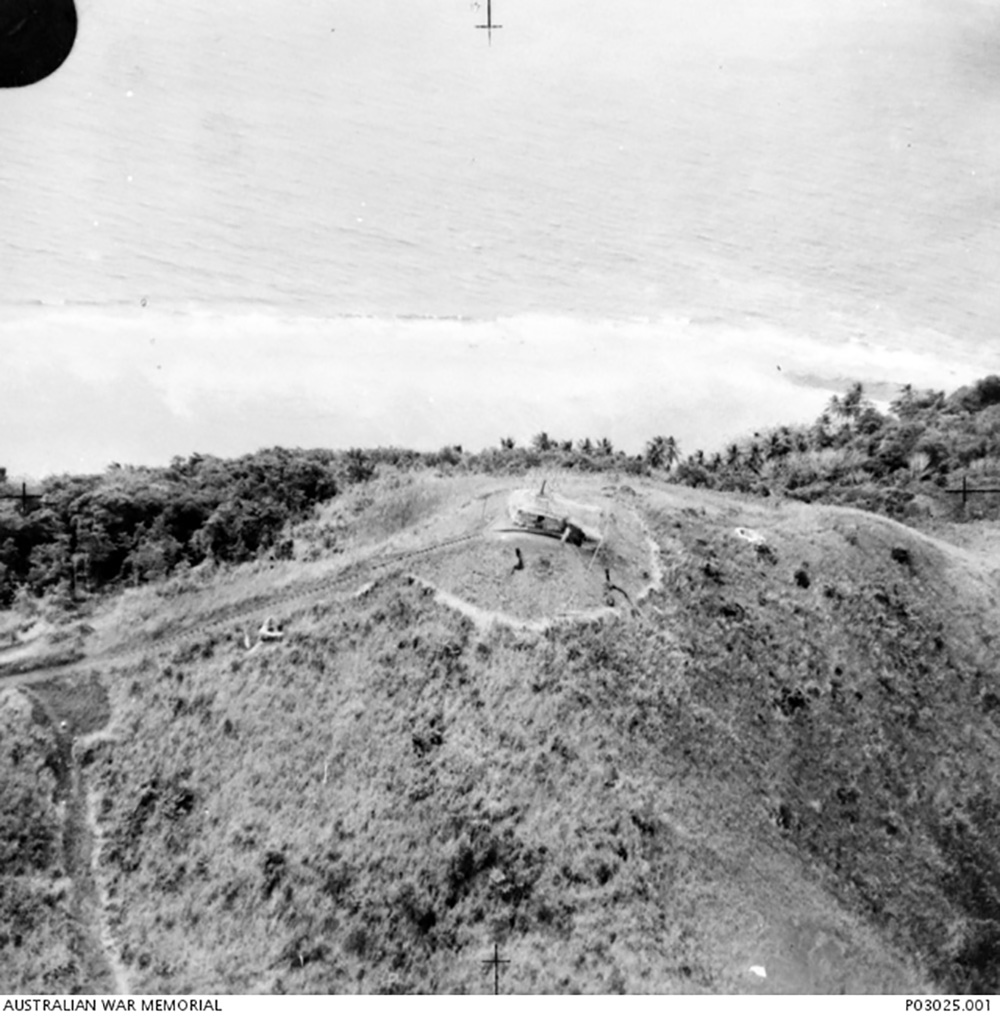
[506,489,604,543]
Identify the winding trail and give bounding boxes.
[406,514,666,632]
[5,506,665,992]
[3,508,666,693]
[19,691,123,993]
[0,526,523,992]
[65,739,130,994]
[0,528,485,694]
[83,769,130,994]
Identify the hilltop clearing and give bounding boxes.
[3,471,1000,993]
[8,372,1000,620]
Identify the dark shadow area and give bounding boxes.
[0,0,77,89]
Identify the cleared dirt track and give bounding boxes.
[0,528,487,694]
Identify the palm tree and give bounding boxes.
[645,435,669,469]
[531,431,553,452]
[841,381,866,421]
[890,383,915,419]
[577,437,594,454]
[646,434,682,472]
[827,384,868,431]
[810,413,832,450]
[663,436,680,471]
[499,436,515,450]
[597,437,614,457]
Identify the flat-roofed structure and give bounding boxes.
[504,488,604,546]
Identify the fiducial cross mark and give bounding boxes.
[482,941,510,994]
[475,0,502,45]
[0,482,42,514]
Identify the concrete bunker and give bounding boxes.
[500,483,605,548]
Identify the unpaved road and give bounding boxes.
[0,529,488,695]
[5,505,663,993]
[3,530,486,993]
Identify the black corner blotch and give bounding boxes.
[0,0,78,89]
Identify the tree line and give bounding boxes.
[0,448,338,607]
[671,376,1000,519]
[0,433,684,606]
[7,373,1000,607]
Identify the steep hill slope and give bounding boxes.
[5,472,1000,993]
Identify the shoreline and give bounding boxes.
[1,306,994,479]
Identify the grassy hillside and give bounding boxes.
[4,471,1000,993]
[9,373,1000,619]
[0,679,113,993]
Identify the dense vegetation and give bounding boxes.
[0,449,340,608]
[0,442,651,609]
[7,375,1000,612]
[673,376,1000,521]
[7,386,1000,991]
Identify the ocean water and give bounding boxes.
[3,0,1000,472]
[4,0,1000,329]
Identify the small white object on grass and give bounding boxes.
[749,965,767,979]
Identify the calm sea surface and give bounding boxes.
[3,0,1000,352]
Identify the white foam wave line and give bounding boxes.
[1,307,995,477]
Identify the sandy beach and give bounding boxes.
[1,305,994,478]
[3,0,1000,476]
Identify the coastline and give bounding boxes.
[1,304,994,479]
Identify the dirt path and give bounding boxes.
[83,769,130,994]
[407,515,666,632]
[0,529,485,695]
[4,512,663,993]
[21,681,129,994]
[20,689,121,994]
[409,573,621,632]
[0,530,499,992]
[0,507,666,693]
[66,740,130,993]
